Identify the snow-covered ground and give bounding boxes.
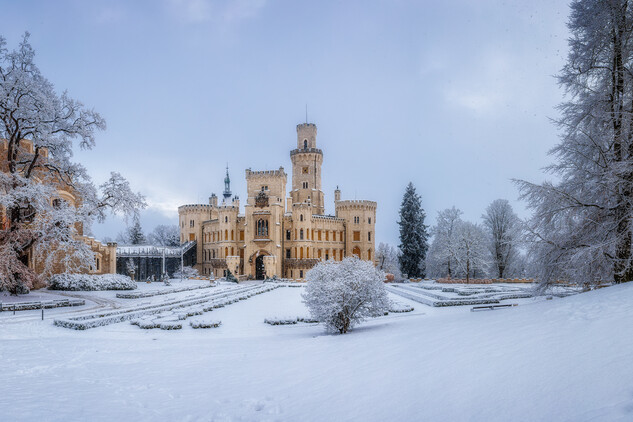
[1,282,632,421]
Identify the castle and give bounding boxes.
[178,123,377,280]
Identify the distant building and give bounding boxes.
[178,122,377,280]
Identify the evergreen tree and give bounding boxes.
[398,182,428,278]
[127,218,147,245]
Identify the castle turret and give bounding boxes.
[290,123,324,215]
[334,186,341,202]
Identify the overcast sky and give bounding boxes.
[2,0,570,246]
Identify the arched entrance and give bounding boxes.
[248,250,271,280]
[256,255,265,280]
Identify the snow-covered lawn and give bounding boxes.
[1,283,632,421]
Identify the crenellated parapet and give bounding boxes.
[335,199,377,210]
[246,167,286,178]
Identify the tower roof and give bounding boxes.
[223,165,232,199]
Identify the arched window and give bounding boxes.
[300,229,304,240]
[225,216,228,223]
[225,229,228,239]
[368,249,372,261]
[304,139,308,149]
[231,230,234,240]
[300,247,304,259]
[300,214,304,222]
[257,219,268,237]
[225,247,228,257]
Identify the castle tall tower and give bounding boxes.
[290,123,325,215]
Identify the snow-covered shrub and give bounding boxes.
[48,273,136,291]
[297,316,319,323]
[303,257,389,334]
[264,317,298,325]
[173,266,199,279]
[159,321,182,330]
[389,302,415,313]
[190,320,221,329]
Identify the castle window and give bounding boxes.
[300,270,304,278]
[300,229,304,240]
[304,140,308,149]
[300,247,304,259]
[286,249,291,259]
[213,250,216,258]
[368,249,372,260]
[190,220,194,227]
[96,258,100,271]
[225,216,228,223]
[240,231,244,241]
[368,232,371,241]
[353,231,361,242]
[325,252,329,260]
[231,230,234,240]
[300,214,304,222]
[225,247,228,257]
[225,229,228,239]
[352,246,361,257]
[286,230,291,240]
[354,216,360,224]
[368,217,372,224]
[318,249,322,259]
[257,219,268,237]
[325,231,329,241]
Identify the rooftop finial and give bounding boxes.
[223,165,232,200]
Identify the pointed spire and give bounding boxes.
[223,165,232,200]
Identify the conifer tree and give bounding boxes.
[127,218,146,245]
[398,182,428,278]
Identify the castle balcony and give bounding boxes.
[290,147,322,157]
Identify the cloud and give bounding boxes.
[166,0,266,24]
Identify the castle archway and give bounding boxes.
[248,250,271,280]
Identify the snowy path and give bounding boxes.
[1,285,632,421]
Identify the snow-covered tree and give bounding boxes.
[398,182,428,278]
[302,257,389,334]
[116,217,147,245]
[453,221,490,281]
[0,33,145,294]
[516,0,633,286]
[127,218,146,245]
[376,242,403,280]
[426,207,463,278]
[482,199,522,278]
[148,224,180,246]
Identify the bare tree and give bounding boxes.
[516,0,633,286]
[426,207,462,278]
[482,199,522,278]
[376,242,402,280]
[148,224,180,246]
[453,221,490,282]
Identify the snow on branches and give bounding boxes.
[0,33,145,294]
[302,257,389,334]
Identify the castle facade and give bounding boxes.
[178,123,376,280]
